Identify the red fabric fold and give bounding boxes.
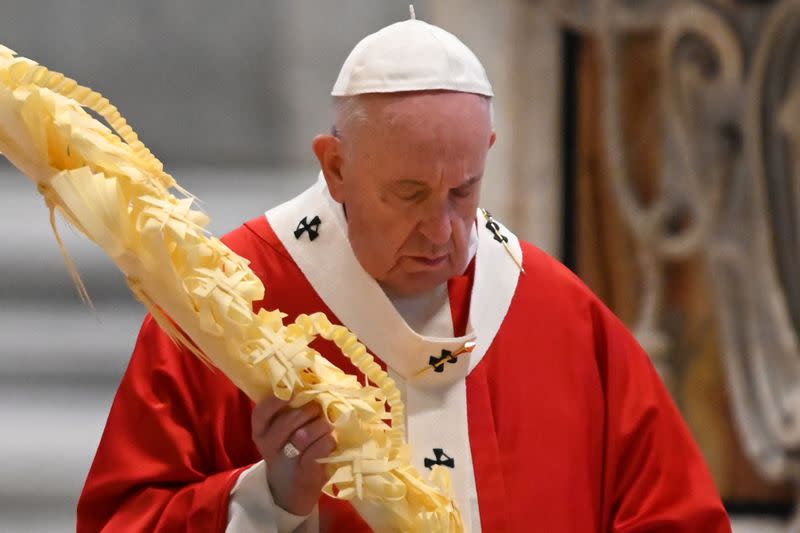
[78,215,730,532]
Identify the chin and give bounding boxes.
[378,254,469,295]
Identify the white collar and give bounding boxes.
[265,174,521,387]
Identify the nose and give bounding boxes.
[417,201,453,246]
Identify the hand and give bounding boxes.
[250,395,337,516]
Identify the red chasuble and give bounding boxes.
[78,179,730,532]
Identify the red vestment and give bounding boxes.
[78,207,730,532]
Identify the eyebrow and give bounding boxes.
[395,175,483,187]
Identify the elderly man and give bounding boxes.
[78,13,730,533]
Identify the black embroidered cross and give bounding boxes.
[480,208,525,273]
[428,349,458,373]
[294,215,321,241]
[424,448,455,469]
[485,216,509,244]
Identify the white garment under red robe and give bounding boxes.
[78,177,731,532]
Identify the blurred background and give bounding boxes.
[0,0,797,531]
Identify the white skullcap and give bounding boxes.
[331,8,493,97]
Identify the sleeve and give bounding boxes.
[227,461,318,533]
[594,303,732,532]
[77,315,260,532]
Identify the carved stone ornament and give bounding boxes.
[660,1,800,506]
[555,0,800,519]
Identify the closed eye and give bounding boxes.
[393,180,429,202]
[451,177,481,198]
[398,189,426,202]
[451,186,472,198]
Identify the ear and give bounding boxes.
[312,134,346,202]
[488,130,497,149]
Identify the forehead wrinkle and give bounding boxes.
[344,93,491,182]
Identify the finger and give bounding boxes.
[300,432,337,469]
[260,403,322,456]
[289,416,333,455]
[251,395,288,438]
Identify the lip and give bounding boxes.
[409,255,448,267]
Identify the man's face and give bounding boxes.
[316,91,495,296]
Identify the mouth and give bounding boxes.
[409,254,448,267]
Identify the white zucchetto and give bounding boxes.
[331,7,493,97]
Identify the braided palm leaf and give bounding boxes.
[0,45,462,533]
